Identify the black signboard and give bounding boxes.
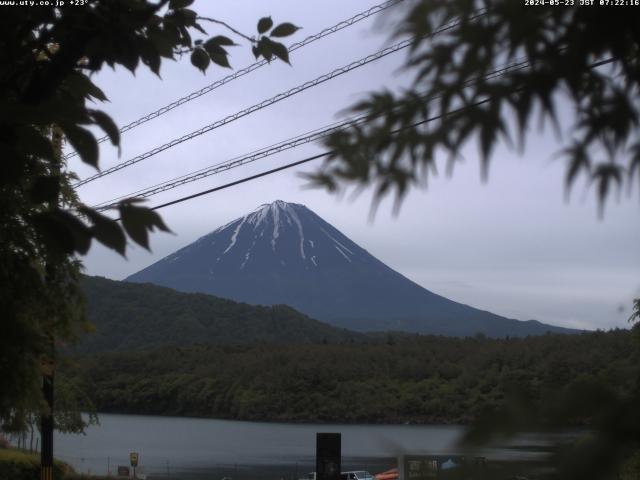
[316,433,341,480]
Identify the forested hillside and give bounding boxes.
[77,276,361,353]
[64,329,638,424]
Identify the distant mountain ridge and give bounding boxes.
[127,200,578,337]
[78,275,360,353]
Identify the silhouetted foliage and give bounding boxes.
[309,1,640,215]
[1,0,298,430]
[463,321,640,480]
[629,298,640,324]
[303,3,640,476]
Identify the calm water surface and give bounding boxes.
[53,413,551,478]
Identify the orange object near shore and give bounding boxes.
[374,468,398,480]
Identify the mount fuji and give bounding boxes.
[126,200,575,337]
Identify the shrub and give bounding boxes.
[0,449,69,480]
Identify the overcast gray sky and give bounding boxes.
[70,0,640,331]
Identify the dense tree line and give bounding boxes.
[63,329,638,425]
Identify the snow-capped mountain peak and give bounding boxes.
[127,201,576,337]
[187,200,360,272]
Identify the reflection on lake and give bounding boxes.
[54,413,555,478]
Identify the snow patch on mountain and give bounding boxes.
[287,205,306,260]
[223,216,246,254]
[334,245,352,262]
[271,204,280,251]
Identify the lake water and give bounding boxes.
[53,413,553,479]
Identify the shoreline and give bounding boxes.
[88,410,471,427]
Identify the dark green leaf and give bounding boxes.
[178,24,192,48]
[270,23,300,38]
[180,9,197,26]
[16,126,56,162]
[169,0,193,8]
[34,210,92,255]
[256,37,273,61]
[257,16,273,34]
[629,143,640,186]
[119,202,171,251]
[61,124,99,169]
[117,38,140,72]
[193,22,207,35]
[89,110,120,148]
[204,38,232,67]
[190,47,210,73]
[592,164,623,217]
[62,72,108,102]
[479,114,497,168]
[252,45,260,60]
[161,20,180,45]
[563,143,590,194]
[209,35,236,46]
[59,211,92,255]
[148,28,175,59]
[138,39,162,75]
[80,206,126,256]
[33,212,74,255]
[203,38,226,56]
[30,176,61,204]
[82,76,108,102]
[209,50,231,69]
[267,39,290,64]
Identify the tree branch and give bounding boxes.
[197,16,254,43]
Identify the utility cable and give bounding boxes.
[92,117,365,210]
[93,56,531,210]
[120,53,617,214]
[141,99,492,214]
[73,15,475,188]
[74,35,416,187]
[62,0,405,161]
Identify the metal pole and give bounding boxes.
[40,359,54,480]
[40,123,63,480]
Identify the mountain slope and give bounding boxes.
[127,200,577,337]
[77,275,361,353]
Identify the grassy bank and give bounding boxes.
[0,448,111,480]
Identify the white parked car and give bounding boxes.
[341,471,375,480]
[299,470,374,480]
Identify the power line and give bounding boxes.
[92,116,365,210]
[74,17,469,188]
[62,0,404,162]
[93,57,530,210]
[147,152,333,212]
[141,100,494,214]
[73,36,417,188]
[109,54,617,215]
